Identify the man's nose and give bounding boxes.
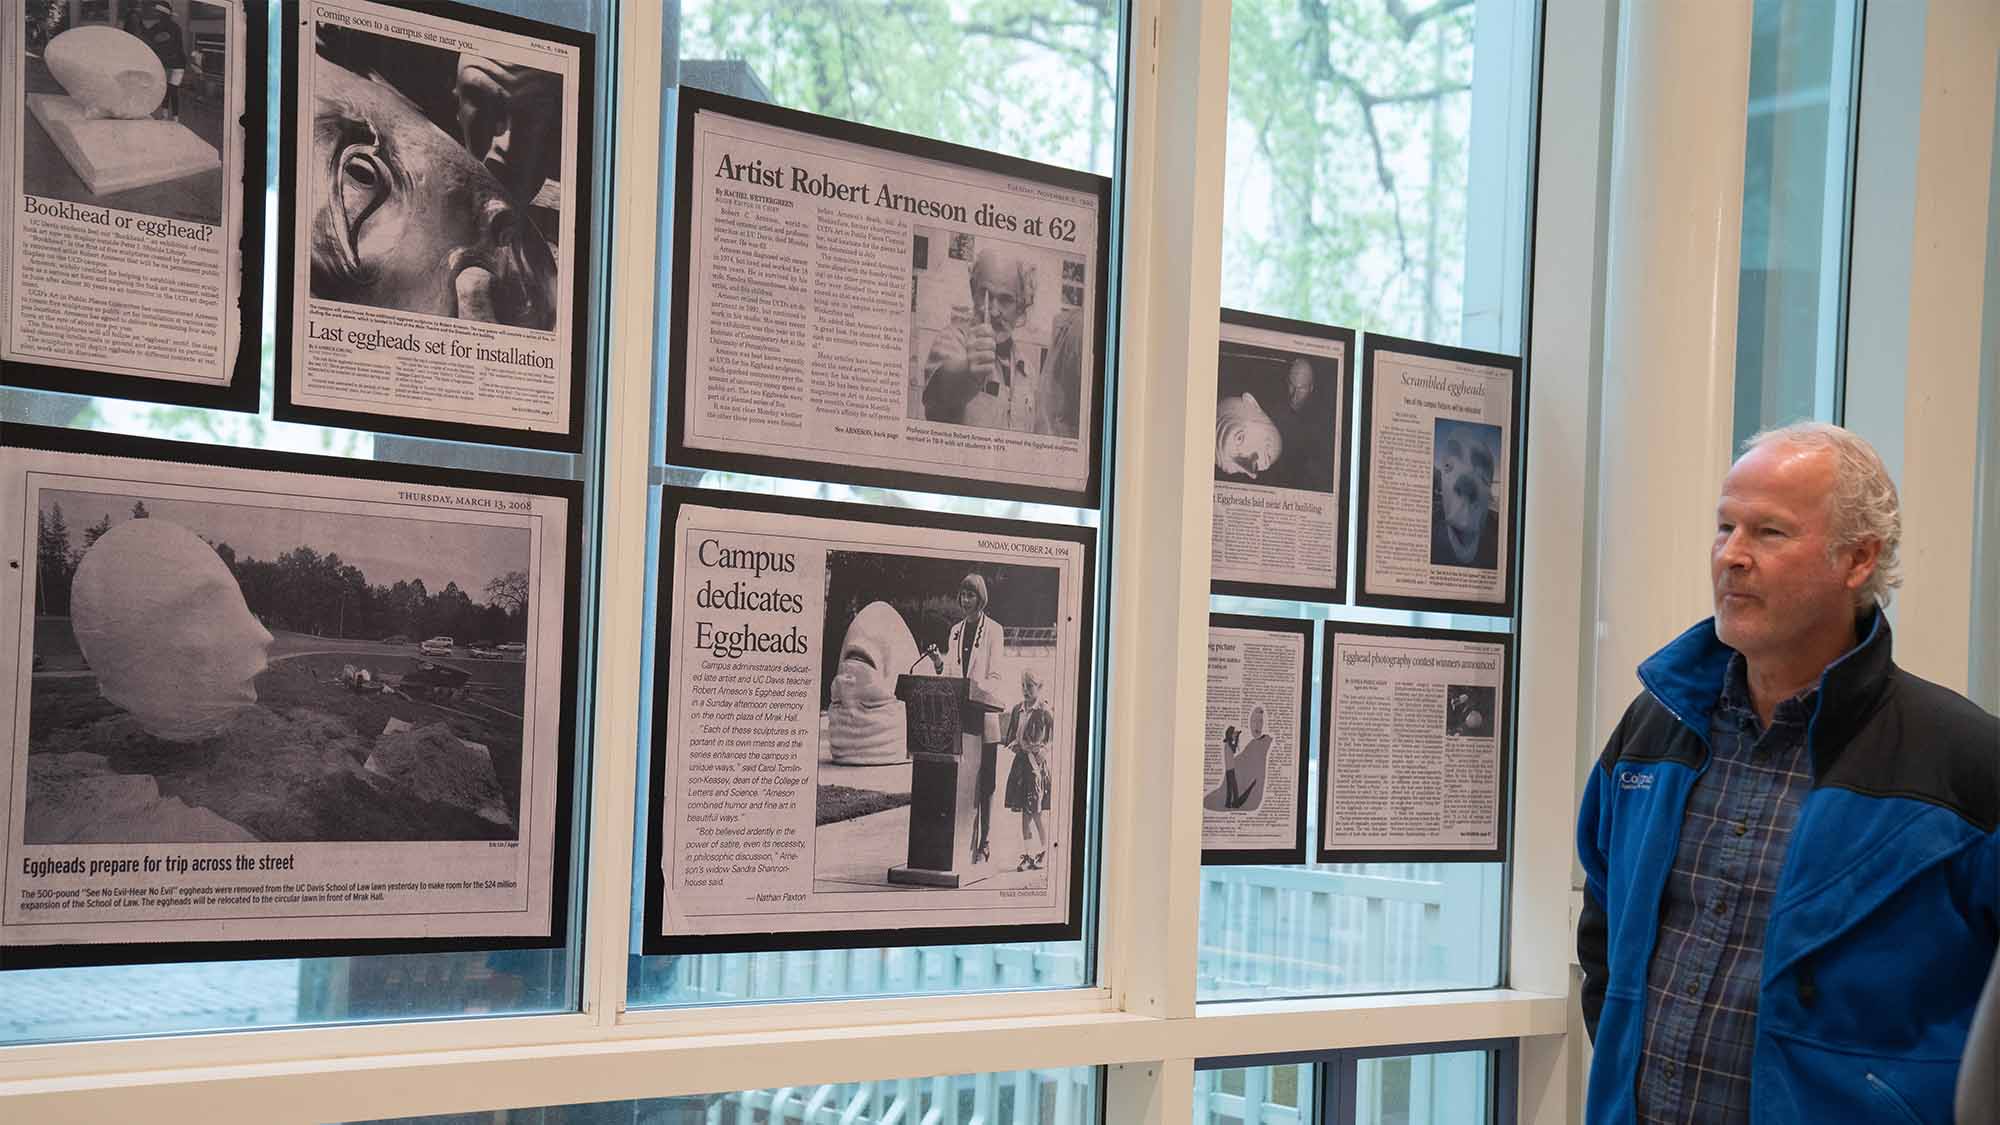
[1716,527,1751,567]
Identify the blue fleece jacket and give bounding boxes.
[1576,612,1999,1124]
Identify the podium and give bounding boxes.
[888,673,998,887]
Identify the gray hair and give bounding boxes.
[1740,421,1902,608]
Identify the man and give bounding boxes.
[124,1,186,122]
[1577,422,1998,1124]
[922,248,1037,431]
[452,54,563,211]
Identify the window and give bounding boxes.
[1731,0,1861,444]
[1200,0,1536,1001]
[1195,1042,1514,1125]
[342,1066,1102,1125]
[0,0,1585,1120]
[627,0,1125,1009]
[0,0,614,1045]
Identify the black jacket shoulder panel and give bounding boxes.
[1597,689,1706,772]
[1818,668,2000,833]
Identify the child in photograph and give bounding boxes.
[1003,668,1054,871]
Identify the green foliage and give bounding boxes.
[1222,0,1474,336]
[681,0,1119,173]
[34,503,76,616]
[680,0,1476,338]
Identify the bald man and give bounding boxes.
[922,247,1039,431]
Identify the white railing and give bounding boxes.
[679,866,1487,1125]
[723,1068,1097,1125]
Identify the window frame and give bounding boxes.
[0,1,1602,1122]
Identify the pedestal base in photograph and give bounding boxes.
[888,731,994,889]
[27,94,220,195]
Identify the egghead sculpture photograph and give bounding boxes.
[307,23,561,329]
[815,552,1064,889]
[1213,343,1339,492]
[1430,418,1501,571]
[25,489,536,844]
[18,0,228,221]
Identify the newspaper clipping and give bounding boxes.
[1201,617,1309,863]
[1210,313,1351,600]
[282,0,587,440]
[653,496,1091,948]
[1,438,573,959]
[1358,339,1518,611]
[672,91,1106,501]
[1321,627,1507,859]
[3,0,251,395]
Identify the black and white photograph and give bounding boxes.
[1213,342,1338,492]
[647,490,1093,953]
[1208,311,1354,605]
[908,227,1087,441]
[18,1,227,223]
[1200,614,1311,865]
[1201,705,1273,813]
[4,0,262,412]
[815,552,1064,889]
[307,23,562,330]
[277,0,593,450]
[1430,419,1502,571]
[1444,684,1497,740]
[2,427,580,966]
[25,490,533,844]
[667,88,1110,507]
[1355,333,1521,616]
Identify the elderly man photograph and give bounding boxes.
[1576,421,1998,1124]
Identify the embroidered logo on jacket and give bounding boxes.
[1617,769,1655,792]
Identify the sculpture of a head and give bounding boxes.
[70,517,273,742]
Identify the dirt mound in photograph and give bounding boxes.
[29,707,518,843]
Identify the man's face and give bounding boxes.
[1285,359,1314,410]
[1711,442,1868,660]
[1022,678,1039,703]
[969,255,1026,347]
[1248,707,1264,737]
[454,56,561,203]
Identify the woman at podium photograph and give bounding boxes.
[943,572,1006,864]
[1004,668,1055,871]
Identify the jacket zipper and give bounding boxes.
[1863,1072,1924,1125]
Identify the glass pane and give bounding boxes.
[1194,1063,1312,1125]
[1732,0,1861,446]
[1201,0,1530,1004]
[1353,1050,1487,1125]
[0,0,611,1043]
[339,1065,1102,1125]
[630,1,1123,1008]
[1220,0,1537,348]
[673,1,1119,175]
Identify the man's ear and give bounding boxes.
[1842,536,1883,593]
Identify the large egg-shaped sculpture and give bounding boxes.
[72,518,274,742]
[45,26,167,120]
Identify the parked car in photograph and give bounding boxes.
[419,636,455,655]
[467,645,501,660]
[497,641,526,657]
